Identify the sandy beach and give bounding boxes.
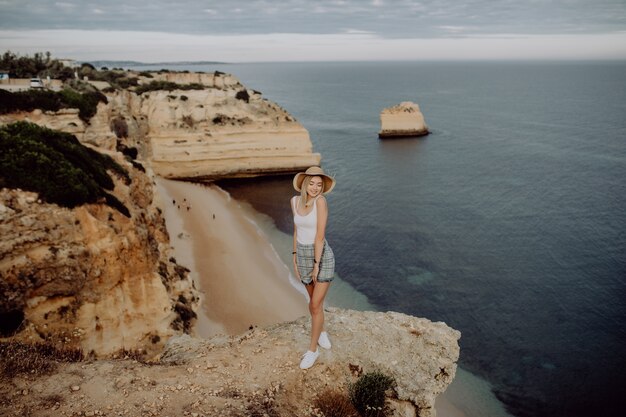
[156,178,308,337]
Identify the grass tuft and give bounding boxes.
[312,389,359,417]
[348,371,395,417]
[0,340,83,379]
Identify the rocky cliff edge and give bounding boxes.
[2,308,460,417]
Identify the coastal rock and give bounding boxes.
[0,156,199,357]
[1,308,460,417]
[146,71,241,90]
[379,101,429,138]
[136,79,320,180]
[0,71,321,180]
[0,108,87,139]
[161,308,460,417]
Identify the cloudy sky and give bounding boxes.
[1,0,625,62]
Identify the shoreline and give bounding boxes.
[155,177,474,417]
[155,178,308,336]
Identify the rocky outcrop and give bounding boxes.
[147,71,241,90]
[0,105,119,150]
[141,88,320,180]
[0,71,321,180]
[161,308,460,417]
[379,101,429,138]
[0,156,199,357]
[2,308,460,417]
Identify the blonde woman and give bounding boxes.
[290,166,336,370]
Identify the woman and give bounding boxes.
[291,166,336,370]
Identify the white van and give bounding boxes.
[30,78,44,89]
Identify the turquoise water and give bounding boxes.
[134,61,626,417]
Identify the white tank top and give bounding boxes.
[292,196,319,244]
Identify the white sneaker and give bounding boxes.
[318,331,332,349]
[299,349,319,369]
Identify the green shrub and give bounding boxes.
[135,80,205,95]
[0,122,130,216]
[138,71,154,78]
[116,77,139,88]
[0,89,107,122]
[348,371,395,417]
[1,50,57,78]
[0,89,61,114]
[235,89,250,103]
[59,88,107,121]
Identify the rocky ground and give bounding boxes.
[0,308,460,417]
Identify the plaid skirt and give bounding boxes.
[296,240,335,285]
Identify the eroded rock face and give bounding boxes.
[379,101,429,138]
[138,83,321,180]
[148,71,241,89]
[0,72,321,180]
[0,108,90,142]
[0,158,199,357]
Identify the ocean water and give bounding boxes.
[133,61,626,417]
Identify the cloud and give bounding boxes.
[0,0,625,38]
[54,2,75,8]
[1,0,625,61]
[1,29,625,62]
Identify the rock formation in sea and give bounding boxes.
[379,101,430,138]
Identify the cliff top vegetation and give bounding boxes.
[0,122,130,216]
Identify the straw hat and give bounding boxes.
[293,166,336,194]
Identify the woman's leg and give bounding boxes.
[307,282,331,352]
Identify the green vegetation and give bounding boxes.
[0,122,130,216]
[348,371,395,417]
[75,64,139,89]
[0,89,107,122]
[0,50,73,80]
[235,89,250,103]
[135,81,205,95]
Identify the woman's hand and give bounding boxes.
[312,263,320,283]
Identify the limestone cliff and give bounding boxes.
[1,308,460,417]
[379,101,429,138]
[0,71,321,180]
[0,156,199,357]
[141,88,320,180]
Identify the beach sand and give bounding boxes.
[156,177,470,417]
[156,178,308,337]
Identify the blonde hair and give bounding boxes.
[299,175,325,207]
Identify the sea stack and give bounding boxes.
[379,101,429,138]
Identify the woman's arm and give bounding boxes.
[312,196,328,282]
[290,197,300,279]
